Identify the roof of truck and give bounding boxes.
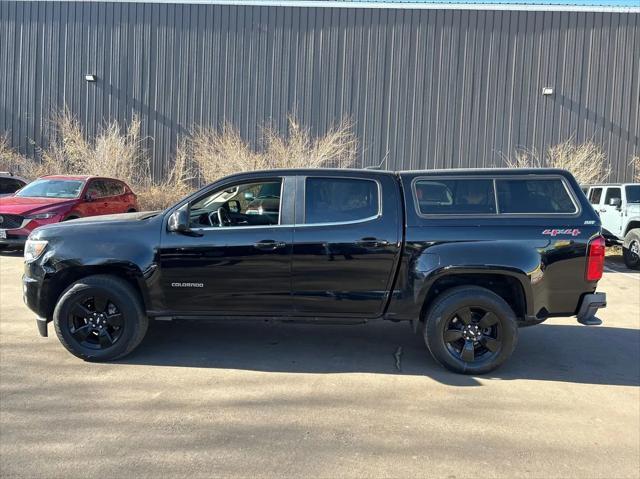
[222,167,575,176]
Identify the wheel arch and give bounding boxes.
[623,223,640,238]
[44,263,149,319]
[418,268,532,326]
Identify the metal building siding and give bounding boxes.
[1,2,638,181]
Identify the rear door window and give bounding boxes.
[414,179,496,215]
[105,180,125,196]
[495,178,577,214]
[305,177,379,224]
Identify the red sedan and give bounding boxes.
[0,175,138,248]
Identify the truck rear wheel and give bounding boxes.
[622,229,640,270]
[424,286,518,374]
[53,275,148,361]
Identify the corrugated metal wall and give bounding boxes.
[1,1,639,180]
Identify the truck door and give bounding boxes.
[291,173,402,318]
[600,187,624,238]
[158,176,295,315]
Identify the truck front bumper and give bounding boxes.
[576,292,607,325]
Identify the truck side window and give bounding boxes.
[189,180,282,228]
[414,179,496,215]
[305,177,379,224]
[604,187,621,205]
[496,179,577,214]
[589,188,603,204]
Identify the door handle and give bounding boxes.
[254,240,286,250]
[355,237,389,248]
[599,208,607,213]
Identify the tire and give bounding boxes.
[63,215,79,221]
[53,275,148,361]
[424,286,518,375]
[622,229,640,270]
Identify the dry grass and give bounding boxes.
[185,116,357,184]
[632,156,640,183]
[40,110,149,184]
[0,134,47,178]
[505,140,610,185]
[2,112,356,210]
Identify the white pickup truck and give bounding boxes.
[584,183,640,270]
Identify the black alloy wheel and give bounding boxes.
[67,294,124,350]
[424,286,518,374]
[53,275,148,361]
[442,306,502,363]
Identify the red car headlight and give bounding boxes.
[25,212,57,220]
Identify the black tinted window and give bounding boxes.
[626,185,640,204]
[0,178,25,194]
[604,187,621,204]
[414,179,496,215]
[305,178,378,224]
[589,188,603,204]
[496,179,576,214]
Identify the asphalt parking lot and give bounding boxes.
[0,251,638,478]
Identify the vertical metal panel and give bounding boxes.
[0,1,638,181]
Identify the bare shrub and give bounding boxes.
[136,138,197,210]
[0,134,48,178]
[632,156,640,183]
[505,140,610,185]
[185,116,357,184]
[3,112,356,210]
[41,110,148,184]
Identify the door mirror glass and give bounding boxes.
[85,193,95,202]
[609,197,622,208]
[167,208,190,233]
[227,200,241,213]
[243,191,255,201]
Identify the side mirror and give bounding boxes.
[227,200,241,213]
[609,197,622,208]
[85,193,95,202]
[167,208,202,237]
[243,191,255,201]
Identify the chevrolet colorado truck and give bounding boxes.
[22,168,607,374]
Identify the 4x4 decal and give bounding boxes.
[542,228,581,237]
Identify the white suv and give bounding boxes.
[584,183,640,269]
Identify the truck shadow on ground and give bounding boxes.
[605,255,640,275]
[122,319,640,387]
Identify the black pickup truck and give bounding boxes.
[23,168,606,374]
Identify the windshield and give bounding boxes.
[16,179,84,199]
[625,185,640,204]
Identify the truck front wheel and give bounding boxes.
[424,286,518,375]
[622,229,640,270]
[53,275,148,361]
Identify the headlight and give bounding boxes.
[25,212,57,220]
[24,240,48,262]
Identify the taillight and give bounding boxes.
[586,236,605,281]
